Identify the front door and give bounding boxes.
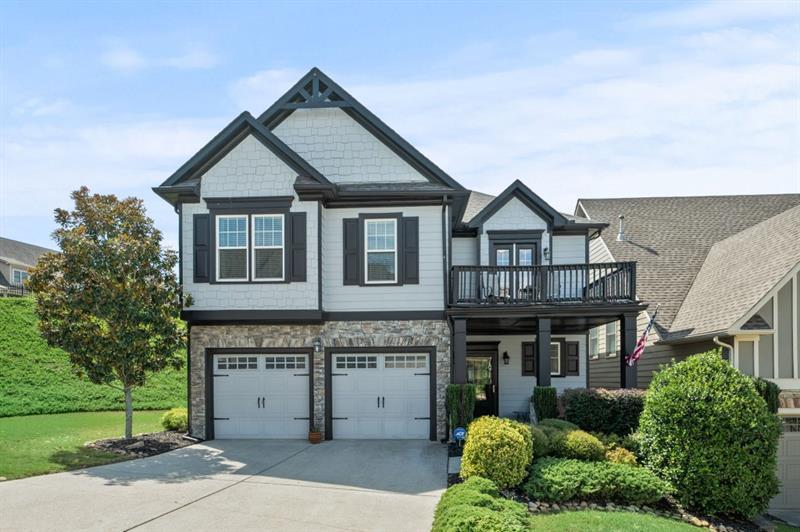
[466,343,498,417]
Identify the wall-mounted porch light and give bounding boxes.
[543,247,551,261]
[502,351,510,365]
[313,337,323,354]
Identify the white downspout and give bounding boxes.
[713,336,734,363]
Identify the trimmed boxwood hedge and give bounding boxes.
[639,351,781,517]
[460,416,533,488]
[433,477,529,532]
[524,457,672,505]
[563,388,646,435]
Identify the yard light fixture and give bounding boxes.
[503,351,510,365]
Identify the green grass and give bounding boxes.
[0,298,186,417]
[0,410,167,479]
[528,510,697,531]
[776,525,800,532]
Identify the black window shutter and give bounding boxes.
[522,342,537,376]
[193,214,210,283]
[289,212,307,282]
[343,218,360,285]
[401,217,419,285]
[566,341,580,376]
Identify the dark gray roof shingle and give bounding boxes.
[577,194,800,337]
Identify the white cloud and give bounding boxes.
[228,68,305,113]
[100,46,147,74]
[631,0,798,29]
[13,97,71,117]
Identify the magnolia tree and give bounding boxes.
[28,187,184,439]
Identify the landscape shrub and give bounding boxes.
[524,457,671,505]
[751,377,780,414]
[530,425,549,458]
[446,384,476,435]
[433,477,529,532]
[531,386,557,421]
[605,447,637,466]
[563,388,645,435]
[538,418,578,431]
[460,416,533,488]
[160,407,188,432]
[547,429,605,461]
[639,350,781,517]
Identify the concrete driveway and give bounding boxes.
[0,440,446,532]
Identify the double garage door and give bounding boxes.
[211,351,431,440]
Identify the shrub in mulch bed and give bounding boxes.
[562,387,646,435]
[86,431,193,458]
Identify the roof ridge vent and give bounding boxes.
[617,214,626,241]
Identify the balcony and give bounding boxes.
[450,262,636,306]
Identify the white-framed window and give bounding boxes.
[605,322,617,357]
[12,269,29,284]
[365,218,397,284]
[252,214,284,281]
[216,215,248,281]
[550,342,561,376]
[217,356,258,370]
[589,328,599,359]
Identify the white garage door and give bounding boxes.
[770,420,800,511]
[332,352,430,439]
[212,353,310,439]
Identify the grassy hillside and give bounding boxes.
[0,298,186,417]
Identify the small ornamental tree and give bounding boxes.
[28,187,185,439]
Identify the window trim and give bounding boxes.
[550,341,562,376]
[251,213,285,282]
[364,217,398,285]
[520,340,566,377]
[589,328,600,360]
[215,214,249,282]
[12,268,29,284]
[605,322,618,358]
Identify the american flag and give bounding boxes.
[626,305,660,367]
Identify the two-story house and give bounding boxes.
[154,68,645,442]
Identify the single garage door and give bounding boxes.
[770,420,800,511]
[332,352,431,439]
[212,353,310,439]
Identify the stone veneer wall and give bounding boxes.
[190,320,451,440]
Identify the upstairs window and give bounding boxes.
[365,219,397,283]
[12,269,29,284]
[252,214,284,281]
[217,215,248,281]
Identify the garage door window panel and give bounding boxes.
[217,356,258,370]
[264,355,306,370]
[336,355,378,369]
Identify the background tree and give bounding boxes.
[28,187,184,439]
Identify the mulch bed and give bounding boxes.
[447,442,463,457]
[86,431,194,459]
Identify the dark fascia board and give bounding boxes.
[154,112,333,207]
[468,180,568,229]
[204,196,294,211]
[182,309,324,325]
[257,67,467,193]
[447,302,648,320]
[152,182,201,207]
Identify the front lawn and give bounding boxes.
[0,410,167,480]
[529,510,696,531]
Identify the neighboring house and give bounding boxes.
[577,197,800,512]
[0,237,55,295]
[154,68,645,443]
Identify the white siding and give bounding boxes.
[322,205,444,311]
[273,108,428,184]
[452,238,478,266]
[467,334,587,417]
[552,235,586,264]
[480,197,549,264]
[181,134,319,310]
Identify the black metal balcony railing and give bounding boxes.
[1,283,29,298]
[450,262,636,306]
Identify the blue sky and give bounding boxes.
[1,0,798,250]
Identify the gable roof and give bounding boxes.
[257,67,466,194]
[154,111,333,206]
[577,194,800,338]
[0,237,57,269]
[467,180,569,228]
[669,205,800,340]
